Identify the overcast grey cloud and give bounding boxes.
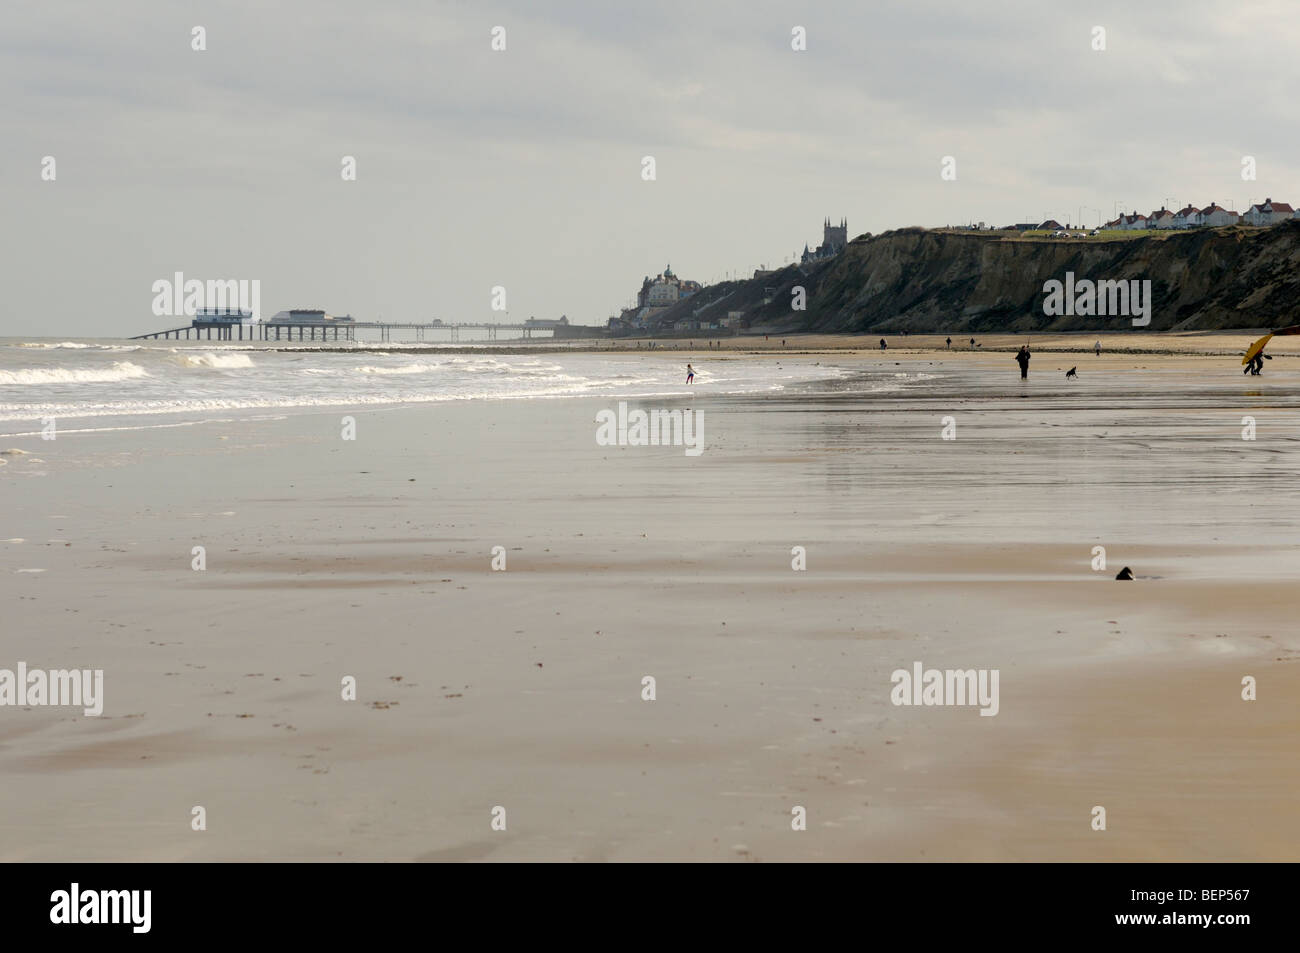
[4,0,1300,336]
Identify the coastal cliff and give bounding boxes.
[664,222,1300,333]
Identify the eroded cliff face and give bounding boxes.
[689,223,1300,333]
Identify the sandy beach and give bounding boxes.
[1,342,1298,861]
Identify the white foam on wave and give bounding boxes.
[0,361,150,385]
[172,352,256,369]
[17,342,142,352]
[354,363,442,375]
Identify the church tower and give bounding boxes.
[823,217,847,252]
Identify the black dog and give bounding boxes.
[1065,366,1077,379]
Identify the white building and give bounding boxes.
[646,279,678,306]
[1172,205,1201,228]
[1148,208,1176,229]
[1244,198,1295,225]
[1199,204,1239,227]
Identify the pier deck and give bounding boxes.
[130,321,554,342]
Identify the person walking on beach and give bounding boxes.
[880,338,887,350]
[1094,340,1101,357]
[1015,345,1031,379]
[946,337,952,349]
[686,364,695,384]
[969,337,976,349]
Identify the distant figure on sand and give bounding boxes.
[1094,340,1101,356]
[1015,346,1031,379]
[880,338,887,350]
[969,337,976,349]
[686,364,695,384]
[946,337,952,349]
[1066,366,1077,379]
[1115,566,1134,580]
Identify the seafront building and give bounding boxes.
[1243,198,1295,226]
[265,309,356,324]
[1094,197,1300,231]
[607,264,704,332]
[635,265,702,308]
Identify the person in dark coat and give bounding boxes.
[1015,346,1031,379]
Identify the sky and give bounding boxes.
[4,0,1300,337]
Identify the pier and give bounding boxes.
[131,320,556,343]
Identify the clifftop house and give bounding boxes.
[1108,212,1149,230]
[1200,203,1240,227]
[1244,198,1295,226]
[1149,208,1176,229]
[636,265,702,308]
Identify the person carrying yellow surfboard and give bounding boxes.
[1242,324,1300,374]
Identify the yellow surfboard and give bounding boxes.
[1244,324,1300,364]
[1243,333,1273,365]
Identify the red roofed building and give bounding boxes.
[1172,205,1201,228]
[1244,198,1295,226]
[1148,208,1176,229]
[1199,204,1240,227]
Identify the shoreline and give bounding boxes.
[71,330,1285,359]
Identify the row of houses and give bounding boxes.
[1106,198,1295,230]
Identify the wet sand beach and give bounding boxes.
[1,347,1297,861]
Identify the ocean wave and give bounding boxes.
[0,386,716,422]
[0,361,150,385]
[354,363,442,375]
[171,352,256,369]
[17,342,143,352]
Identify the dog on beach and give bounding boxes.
[1065,366,1077,378]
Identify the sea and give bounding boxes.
[0,338,881,434]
